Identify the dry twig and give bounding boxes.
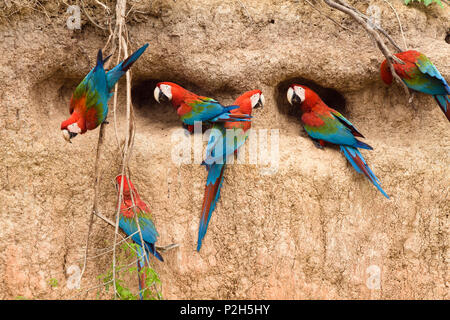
[382,0,407,51]
[323,0,411,101]
[303,0,355,33]
[111,0,128,299]
[79,122,106,282]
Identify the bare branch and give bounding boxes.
[303,0,355,33]
[94,210,179,252]
[79,122,106,282]
[80,0,107,30]
[323,0,411,101]
[111,0,128,299]
[382,0,407,51]
[329,0,404,52]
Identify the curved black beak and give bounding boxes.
[291,93,302,105]
[159,90,169,103]
[154,86,169,103]
[254,94,265,109]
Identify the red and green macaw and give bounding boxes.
[61,44,149,142]
[153,82,251,133]
[380,50,450,121]
[115,175,163,300]
[197,90,264,251]
[287,84,389,199]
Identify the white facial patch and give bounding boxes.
[67,122,82,133]
[160,84,172,101]
[294,86,305,103]
[250,93,260,108]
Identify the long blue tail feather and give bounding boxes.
[197,163,226,251]
[340,146,389,199]
[434,95,450,121]
[136,242,163,300]
[136,245,146,300]
[354,139,373,150]
[106,43,149,90]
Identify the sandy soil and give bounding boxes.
[0,0,448,299]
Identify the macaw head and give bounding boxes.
[233,89,264,115]
[115,174,134,196]
[287,84,307,106]
[154,82,189,107]
[380,59,393,85]
[287,84,321,111]
[61,113,83,143]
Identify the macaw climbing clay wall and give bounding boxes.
[0,0,448,299]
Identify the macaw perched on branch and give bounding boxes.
[153,82,252,132]
[197,90,264,251]
[287,85,389,199]
[115,175,163,300]
[61,43,149,142]
[380,50,450,122]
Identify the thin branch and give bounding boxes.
[236,0,254,23]
[323,0,411,101]
[303,0,355,33]
[120,34,152,278]
[95,0,111,14]
[74,231,140,262]
[72,255,148,299]
[94,211,116,227]
[94,210,179,251]
[332,0,404,52]
[79,122,106,282]
[80,0,107,30]
[77,0,121,289]
[382,0,407,51]
[112,0,128,299]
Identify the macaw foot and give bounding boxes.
[407,92,419,112]
[408,92,417,108]
[103,120,109,125]
[312,138,325,150]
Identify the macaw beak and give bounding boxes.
[254,94,265,109]
[154,86,169,103]
[62,129,77,143]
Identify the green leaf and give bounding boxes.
[48,278,58,288]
